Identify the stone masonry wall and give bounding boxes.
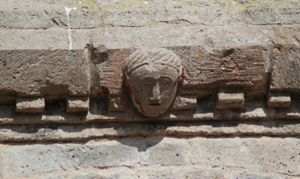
[0,137,299,178]
[0,0,300,178]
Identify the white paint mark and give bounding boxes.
[65,7,77,51]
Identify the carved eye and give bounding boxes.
[159,76,172,86]
[143,77,156,86]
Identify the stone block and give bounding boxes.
[108,95,130,112]
[270,46,300,93]
[268,92,291,108]
[67,97,89,113]
[188,137,300,175]
[16,97,45,113]
[0,50,89,97]
[7,141,139,176]
[171,96,197,111]
[217,90,245,110]
[175,47,267,97]
[1,25,299,51]
[140,137,188,166]
[69,141,139,168]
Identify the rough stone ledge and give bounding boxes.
[0,120,299,142]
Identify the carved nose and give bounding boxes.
[150,83,161,104]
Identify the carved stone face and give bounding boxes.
[127,64,179,117]
[123,48,182,117]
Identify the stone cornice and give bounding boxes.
[0,44,299,123]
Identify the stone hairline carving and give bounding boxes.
[122,48,183,76]
[122,48,183,117]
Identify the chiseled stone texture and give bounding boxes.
[0,50,89,97]
[1,1,300,51]
[1,0,300,29]
[0,137,299,178]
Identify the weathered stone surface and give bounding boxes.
[268,92,291,108]
[166,121,300,137]
[140,138,188,166]
[93,48,130,96]
[271,46,300,93]
[0,120,298,142]
[175,47,267,97]
[108,95,130,112]
[1,137,299,178]
[15,166,293,179]
[217,90,245,110]
[0,152,3,179]
[1,24,299,51]
[6,140,139,176]
[171,96,197,111]
[16,97,45,113]
[1,0,300,30]
[67,97,89,113]
[188,137,300,175]
[0,50,89,100]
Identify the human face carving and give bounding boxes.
[127,64,179,117]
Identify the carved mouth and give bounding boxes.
[149,103,161,106]
[149,101,162,106]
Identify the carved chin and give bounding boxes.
[137,104,170,118]
[131,96,171,118]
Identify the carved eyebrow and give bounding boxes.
[159,73,178,79]
[159,76,173,79]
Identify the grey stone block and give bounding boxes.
[2,137,300,178]
[1,24,300,51]
[16,97,45,113]
[140,137,188,166]
[228,171,287,179]
[188,137,300,175]
[66,97,89,113]
[7,141,139,176]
